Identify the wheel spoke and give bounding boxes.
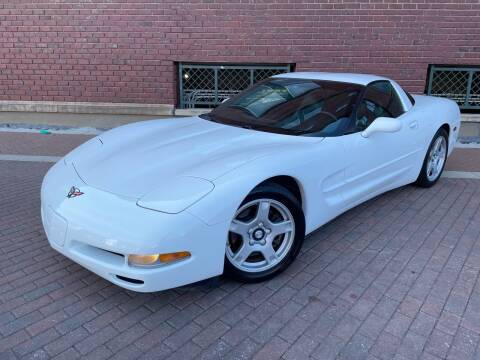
[434,138,442,153]
[233,243,253,265]
[260,244,277,264]
[427,161,433,176]
[256,200,271,223]
[270,220,293,237]
[230,219,251,239]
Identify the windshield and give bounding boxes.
[201,78,363,136]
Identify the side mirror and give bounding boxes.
[361,117,402,138]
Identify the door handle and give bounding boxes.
[409,120,418,129]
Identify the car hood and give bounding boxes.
[69,117,319,199]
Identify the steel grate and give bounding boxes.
[254,68,285,82]
[427,65,480,110]
[470,72,480,107]
[179,63,291,109]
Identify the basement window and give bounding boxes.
[426,64,480,111]
[178,63,293,109]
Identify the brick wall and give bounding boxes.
[0,1,479,105]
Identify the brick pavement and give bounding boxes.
[1,133,480,359]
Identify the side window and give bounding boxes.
[353,81,405,131]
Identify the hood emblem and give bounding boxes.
[67,186,84,198]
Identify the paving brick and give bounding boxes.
[197,339,232,360]
[338,333,375,360]
[224,338,262,360]
[193,320,230,349]
[134,322,175,351]
[437,310,462,336]
[51,347,81,360]
[167,303,204,329]
[75,325,119,355]
[0,330,30,353]
[370,332,402,360]
[54,309,97,335]
[164,322,202,349]
[359,313,389,341]
[410,312,437,337]
[450,327,479,358]
[0,310,44,337]
[105,323,148,353]
[384,312,413,338]
[25,310,68,337]
[311,334,346,360]
[424,329,454,359]
[84,307,124,333]
[13,328,60,356]
[331,314,363,342]
[221,302,253,327]
[282,334,318,360]
[81,345,113,360]
[395,330,428,359]
[44,327,89,357]
[253,336,289,360]
[221,318,258,347]
[112,305,152,332]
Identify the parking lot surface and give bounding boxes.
[1,132,480,360]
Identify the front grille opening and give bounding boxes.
[103,249,124,258]
[116,275,144,285]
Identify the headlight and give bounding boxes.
[128,254,159,266]
[128,252,191,267]
[136,176,214,214]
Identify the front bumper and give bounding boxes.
[41,159,227,292]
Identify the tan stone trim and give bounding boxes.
[0,101,174,116]
[174,108,210,117]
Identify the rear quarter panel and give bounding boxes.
[411,95,461,156]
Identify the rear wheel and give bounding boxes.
[415,128,448,188]
[224,184,305,282]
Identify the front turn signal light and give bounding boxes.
[158,251,191,263]
[128,252,191,267]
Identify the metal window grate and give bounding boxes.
[426,65,480,110]
[178,63,292,109]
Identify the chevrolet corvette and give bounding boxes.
[41,72,461,292]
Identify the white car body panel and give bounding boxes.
[41,72,461,292]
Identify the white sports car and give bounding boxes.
[41,72,461,292]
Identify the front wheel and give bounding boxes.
[415,128,448,188]
[224,184,305,282]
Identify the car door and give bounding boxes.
[340,80,423,208]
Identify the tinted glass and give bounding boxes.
[353,81,405,131]
[201,78,363,136]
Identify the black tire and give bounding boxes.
[224,184,305,283]
[415,128,449,188]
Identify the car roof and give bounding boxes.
[273,71,390,86]
[273,71,413,111]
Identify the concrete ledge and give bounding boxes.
[174,108,210,117]
[461,114,480,123]
[0,101,174,116]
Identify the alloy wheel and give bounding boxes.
[226,198,295,273]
